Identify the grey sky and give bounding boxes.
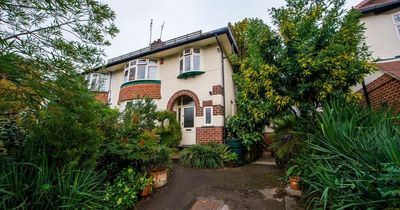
[101,0,362,59]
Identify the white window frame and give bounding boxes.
[179,48,201,73]
[123,59,158,83]
[203,106,213,126]
[392,12,400,37]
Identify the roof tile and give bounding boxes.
[377,61,400,80]
[355,0,396,10]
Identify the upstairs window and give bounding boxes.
[84,73,109,91]
[124,59,158,82]
[179,48,201,73]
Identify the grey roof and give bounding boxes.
[103,26,238,68]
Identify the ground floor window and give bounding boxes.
[204,107,213,125]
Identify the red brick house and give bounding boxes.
[355,0,400,111]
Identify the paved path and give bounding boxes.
[135,164,289,210]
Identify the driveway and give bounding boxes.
[135,164,288,210]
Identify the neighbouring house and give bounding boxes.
[354,0,400,111]
[85,27,238,146]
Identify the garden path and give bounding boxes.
[135,163,300,210]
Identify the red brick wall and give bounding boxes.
[167,89,202,116]
[95,92,108,103]
[196,126,224,144]
[212,85,223,95]
[119,84,161,103]
[358,74,400,112]
[213,105,224,116]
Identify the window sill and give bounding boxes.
[201,125,215,128]
[121,79,161,88]
[177,70,205,79]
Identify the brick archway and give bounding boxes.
[167,90,202,116]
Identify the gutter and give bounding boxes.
[358,1,400,14]
[215,35,227,143]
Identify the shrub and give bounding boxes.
[0,158,105,209]
[180,144,237,169]
[155,111,181,148]
[146,145,173,172]
[0,117,26,157]
[270,114,311,166]
[104,168,151,210]
[292,101,400,209]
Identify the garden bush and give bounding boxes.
[104,167,151,210]
[180,144,237,169]
[155,111,181,148]
[270,114,312,167]
[290,101,400,209]
[0,158,105,209]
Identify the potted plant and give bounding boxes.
[289,176,301,190]
[147,145,172,188]
[139,174,153,197]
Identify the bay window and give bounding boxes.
[179,48,201,73]
[124,59,158,82]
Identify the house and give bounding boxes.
[355,0,400,111]
[85,27,238,146]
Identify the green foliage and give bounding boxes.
[123,97,158,133]
[155,111,181,148]
[100,98,179,179]
[270,114,309,166]
[229,1,375,148]
[0,117,26,157]
[0,158,105,209]
[180,144,237,169]
[146,145,173,172]
[23,82,110,168]
[104,168,151,210]
[226,113,264,150]
[293,101,400,209]
[0,0,118,115]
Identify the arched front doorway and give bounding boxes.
[167,90,200,146]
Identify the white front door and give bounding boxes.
[177,96,196,146]
[180,106,195,145]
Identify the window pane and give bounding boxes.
[205,108,212,124]
[182,96,194,106]
[184,49,191,54]
[183,107,194,128]
[148,66,157,79]
[149,60,157,65]
[193,48,200,53]
[124,70,129,82]
[184,55,191,71]
[394,14,400,23]
[130,60,136,65]
[137,65,146,79]
[193,55,200,70]
[138,59,147,64]
[91,74,98,89]
[180,59,183,73]
[129,67,136,81]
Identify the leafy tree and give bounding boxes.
[0,0,118,115]
[229,0,375,148]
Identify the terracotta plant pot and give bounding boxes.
[140,183,152,197]
[151,169,168,188]
[289,176,301,191]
